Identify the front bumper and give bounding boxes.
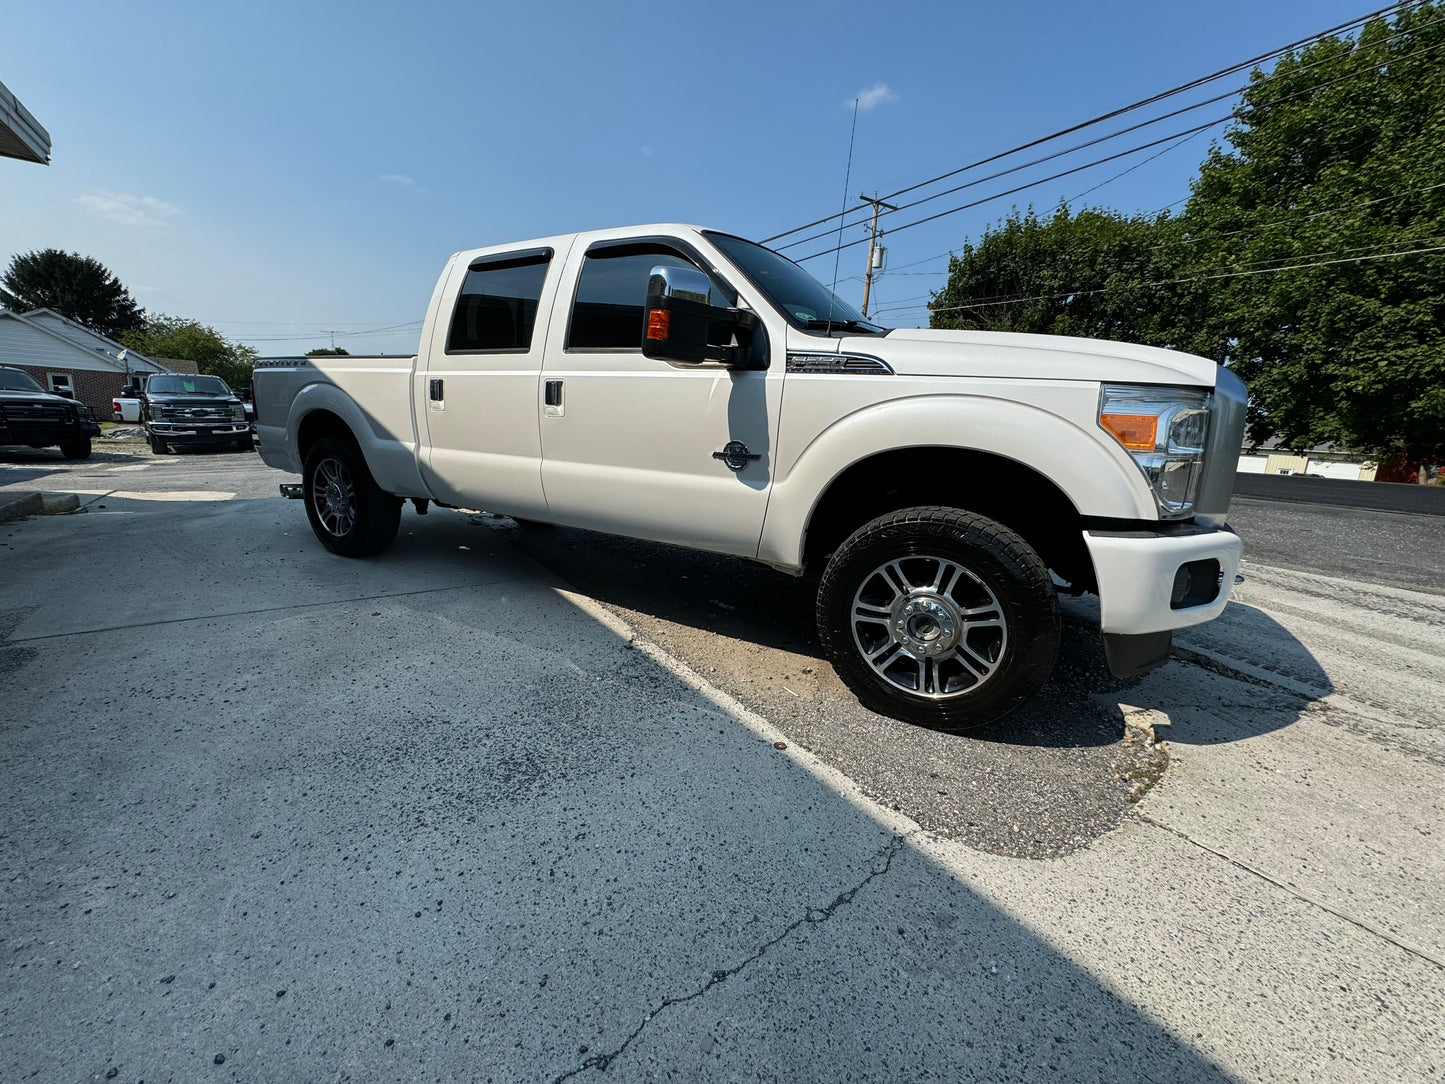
[1084,523,1242,635]
[148,422,251,444]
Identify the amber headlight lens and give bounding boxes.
[1099,384,1213,517]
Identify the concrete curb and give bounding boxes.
[0,491,81,522]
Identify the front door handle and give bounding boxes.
[429,378,444,401]
[544,380,563,407]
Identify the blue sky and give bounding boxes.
[1,0,1373,355]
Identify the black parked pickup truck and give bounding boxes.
[142,374,253,454]
[0,366,101,459]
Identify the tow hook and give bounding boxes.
[412,498,430,515]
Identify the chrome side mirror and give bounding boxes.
[647,265,712,305]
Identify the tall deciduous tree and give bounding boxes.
[0,249,145,337]
[1183,3,1445,462]
[120,316,257,390]
[928,205,1209,352]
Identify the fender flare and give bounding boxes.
[283,381,426,497]
[759,394,1156,569]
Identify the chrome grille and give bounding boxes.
[1197,367,1248,519]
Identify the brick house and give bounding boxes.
[0,307,172,418]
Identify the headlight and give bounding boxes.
[1099,384,1213,518]
[232,404,246,421]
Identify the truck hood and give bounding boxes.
[0,389,76,408]
[830,328,1221,387]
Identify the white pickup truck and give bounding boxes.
[254,223,1245,729]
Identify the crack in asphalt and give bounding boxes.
[550,834,909,1082]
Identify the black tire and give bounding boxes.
[302,436,402,557]
[817,507,1059,731]
[59,438,92,460]
[237,435,254,452]
[149,433,168,455]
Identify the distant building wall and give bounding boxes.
[1264,454,1309,476]
[1236,455,1268,474]
[1307,459,1376,481]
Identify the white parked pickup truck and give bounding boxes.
[254,223,1246,729]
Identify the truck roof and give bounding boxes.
[452,223,713,266]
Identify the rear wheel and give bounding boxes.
[59,438,92,460]
[302,436,402,557]
[817,507,1059,731]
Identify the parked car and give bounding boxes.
[113,374,147,422]
[253,223,1246,729]
[0,365,101,459]
[141,374,253,454]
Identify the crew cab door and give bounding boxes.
[538,238,784,557]
[418,245,567,517]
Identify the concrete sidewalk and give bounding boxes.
[2,497,1441,1082]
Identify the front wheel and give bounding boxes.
[817,507,1060,731]
[59,438,92,460]
[149,433,168,455]
[302,436,402,557]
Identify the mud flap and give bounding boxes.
[1103,630,1173,678]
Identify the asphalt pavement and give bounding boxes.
[1228,497,1445,594]
[2,445,1442,1083]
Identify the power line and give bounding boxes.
[872,234,1445,317]
[243,320,423,343]
[920,243,1445,317]
[774,14,1445,256]
[881,177,1445,286]
[762,0,1424,245]
[1153,180,1445,249]
[793,117,1231,262]
[792,36,1445,265]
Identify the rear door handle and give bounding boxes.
[544,380,563,407]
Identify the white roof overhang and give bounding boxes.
[0,79,51,164]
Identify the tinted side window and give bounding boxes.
[567,251,697,350]
[447,254,551,352]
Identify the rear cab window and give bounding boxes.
[447,248,553,353]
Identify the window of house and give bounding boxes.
[566,243,735,351]
[446,250,552,353]
[47,373,74,396]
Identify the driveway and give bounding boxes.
[1,451,1441,1082]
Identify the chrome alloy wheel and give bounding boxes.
[312,456,357,538]
[850,555,1008,699]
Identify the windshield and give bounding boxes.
[0,369,47,393]
[705,232,887,334]
[147,375,232,396]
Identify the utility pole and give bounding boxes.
[858,194,897,318]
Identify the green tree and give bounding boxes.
[121,316,257,390]
[929,205,1211,352]
[0,249,145,337]
[1182,3,1445,461]
[305,346,350,356]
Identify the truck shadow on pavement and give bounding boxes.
[485,519,1331,754]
